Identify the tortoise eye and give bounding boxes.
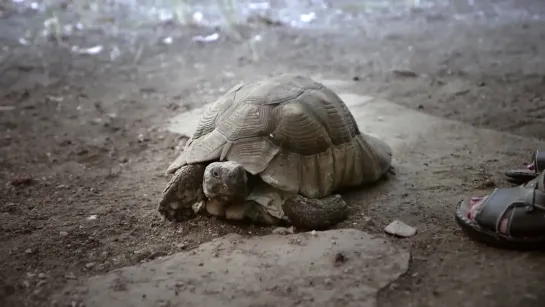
[212,169,220,178]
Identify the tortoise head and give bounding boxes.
[203,161,248,204]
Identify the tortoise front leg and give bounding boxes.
[282,194,348,230]
[158,164,206,222]
[387,165,396,176]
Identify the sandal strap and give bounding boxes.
[475,171,545,237]
[523,170,545,208]
[474,188,524,232]
[523,177,545,211]
[506,204,545,237]
[509,173,545,236]
[533,150,545,173]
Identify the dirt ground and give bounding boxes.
[1,0,545,306]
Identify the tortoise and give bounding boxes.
[158,74,394,230]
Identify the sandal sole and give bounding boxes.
[504,170,537,185]
[454,200,545,251]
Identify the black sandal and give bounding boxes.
[504,150,545,184]
[455,170,545,250]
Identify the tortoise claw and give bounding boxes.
[387,166,396,176]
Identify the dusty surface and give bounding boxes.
[54,229,410,307]
[2,0,545,306]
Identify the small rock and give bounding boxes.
[86,215,97,220]
[4,202,18,213]
[85,262,95,269]
[38,273,46,279]
[481,179,496,188]
[9,175,34,187]
[192,201,206,214]
[0,105,16,112]
[158,300,172,307]
[59,231,69,237]
[22,280,30,288]
[65,273,76,279]
[36,280,47,287]
[118,156,128,163]
[384,219,417,238]
[137,134,147,142]
[454,89,470,96]
[25,248,33,254]
[272,226,294,235]
[310,230,317,236]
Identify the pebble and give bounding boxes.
[85,262,95,269]
[137,134,147,142]
[65,273,76,279]
[384,219,417,238]
[59,231,69,237]
[25,248,33,254]
[272,226,294,235]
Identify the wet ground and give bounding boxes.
[1,0,545,306]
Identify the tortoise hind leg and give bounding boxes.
[282,194,348,230]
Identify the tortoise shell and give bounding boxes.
[167,74,392,198]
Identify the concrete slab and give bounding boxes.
[56,229,410,307]
[74,77,542,307]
